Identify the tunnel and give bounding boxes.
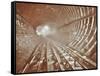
[16,3,97,73]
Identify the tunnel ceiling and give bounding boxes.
[16,3,97,73]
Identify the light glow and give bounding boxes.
[36,25,51,37]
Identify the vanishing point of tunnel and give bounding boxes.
[16,3,97,73]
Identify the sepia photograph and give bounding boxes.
[13,2,97,74]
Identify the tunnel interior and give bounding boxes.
[16,3,97,73]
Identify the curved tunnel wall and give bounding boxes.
[16,3,97,73]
